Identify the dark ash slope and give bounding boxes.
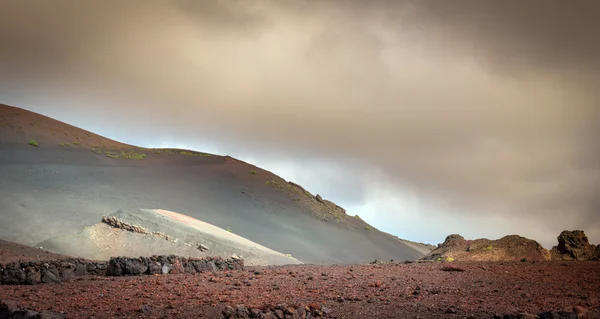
[0,104,427,264]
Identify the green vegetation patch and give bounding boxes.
[121,152,147,160]
[225,226,232,233]
[59,142,71,147]
[180,150,212,157]
[28,139,39,147]
[249,170,257,175]
[104,150,147,160]
[365,226,372,231]
[484,245,493,251]
[265,180,286,191]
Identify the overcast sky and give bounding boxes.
[1,1,599,247]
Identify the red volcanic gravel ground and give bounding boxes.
[1,261,599,318]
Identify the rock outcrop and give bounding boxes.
[107,255,243,276]
[421,234,550,262]
[1,255,243,285]
[550,230,600,261]
[0,258,107,285]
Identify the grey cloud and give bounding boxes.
[0,1,598,245]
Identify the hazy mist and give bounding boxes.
[1,1,599,246]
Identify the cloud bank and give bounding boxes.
[1,0,598,246]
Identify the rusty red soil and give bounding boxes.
[1,260,599,319]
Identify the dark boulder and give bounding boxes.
[41,268,60,284]
[550,230,599,261]
[24,270,41,285]
[108,257,148,275]
[125,258,148,275]
[58,262,76,281]
[148,261,162,275]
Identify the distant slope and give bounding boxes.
[0,103,428,264]
[0,238,68,263]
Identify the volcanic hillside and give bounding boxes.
[0,104,430,264]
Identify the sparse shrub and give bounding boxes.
[304,190,311,197]
[28,139,39,147]
[365,226,372,231]
[249,170,257,175]
[226,226,232,232]
[120,151,146,160]
[105,151,119,159]
[179,150,212,157]
[104,151,146,160]
[520,258,528,262]
[484,245,493,251]
[265,181,271,186]
[285,253,292,258]
[59,142,70,147]
[72,141,80,145]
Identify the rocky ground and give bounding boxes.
[1,260,598,318]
